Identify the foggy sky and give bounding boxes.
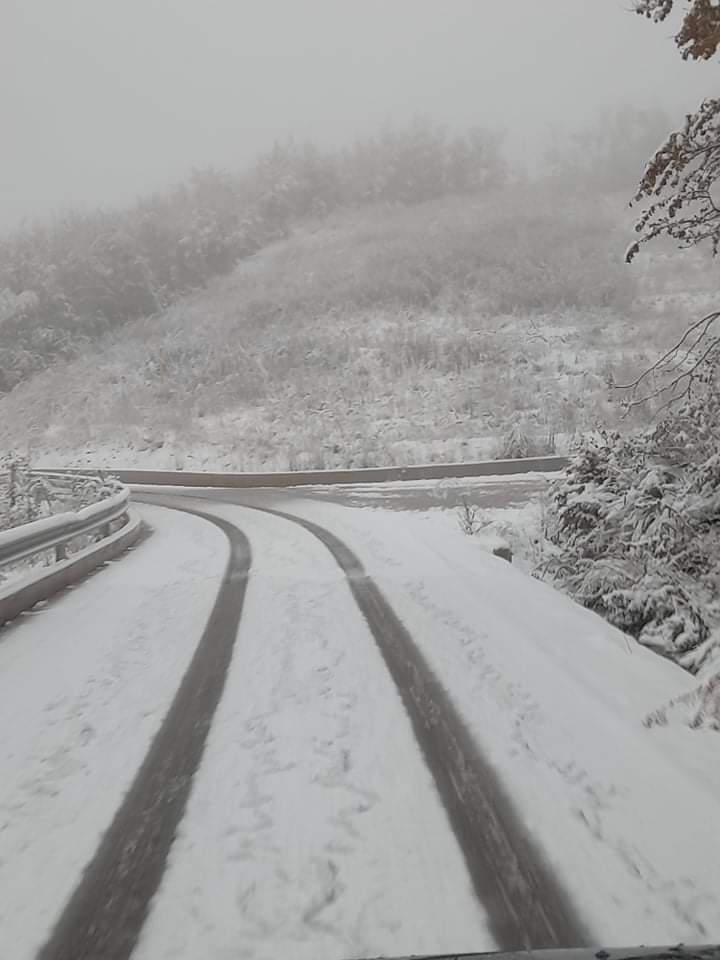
[1,0,714,230]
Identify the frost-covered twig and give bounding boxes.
[614,310,720,410]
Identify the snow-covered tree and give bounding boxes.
[634,1,720,61]
[541,4,720,731]
[628,2,720,261]
[619,1,720,409]
[543,406,720,677]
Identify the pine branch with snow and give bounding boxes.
[541,403,720,709]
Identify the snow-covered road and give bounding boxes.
[238,491,720,945]
[2,477,720,960]
[0,505,228,960]
[134,502,493,960]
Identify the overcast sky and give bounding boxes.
[1,0,714,230]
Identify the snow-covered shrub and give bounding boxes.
[457,498,483,535]
[644,673,720,732]
[0,455,52,531]
[541,396,720,677]
[496,422,544,460]
[1,456,120,584]
[1,456,117,532]
[497,423,533,460]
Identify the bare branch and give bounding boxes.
[618,333,720,411]
[615,310,720,390]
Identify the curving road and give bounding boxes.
[37,504,251,960]
[36,483,588,959]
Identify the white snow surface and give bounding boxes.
[0,504,228,960]
[243,492,720,946]
[5,476,720,957]
[135,501,492,960]
[306,471,553,495]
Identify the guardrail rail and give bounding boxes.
[0,471,143,627]
[0,473,130,569]
[47,454,571,489]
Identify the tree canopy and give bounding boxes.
[635,0,720,61]
[628,1,720,262]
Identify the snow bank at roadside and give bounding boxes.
[309,472,554,494]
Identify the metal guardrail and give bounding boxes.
[0,473,130,570]
[49,454,571,490]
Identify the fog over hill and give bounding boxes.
[1,0,712,228]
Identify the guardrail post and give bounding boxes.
[492,544,513,563]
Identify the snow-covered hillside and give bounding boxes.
[2,194,714,475]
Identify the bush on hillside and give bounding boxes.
[544,105,670,194]
[0,168,256,392]
[495,419,557,460]
[0,122,506,393]
[227,187,635,333]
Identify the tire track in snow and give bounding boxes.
[79,488,586,951]
[37,502,250,960]
[228,498,590,950]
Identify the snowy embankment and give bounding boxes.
[0,504,228,960]
[264,492,720,946]
[134,502,493,960]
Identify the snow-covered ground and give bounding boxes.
[241,491,720,946]
[135,502,493,960]
[4,473,720,958]
[301,476,546,570]
[305,471,552,513]
[0,504,228,960]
